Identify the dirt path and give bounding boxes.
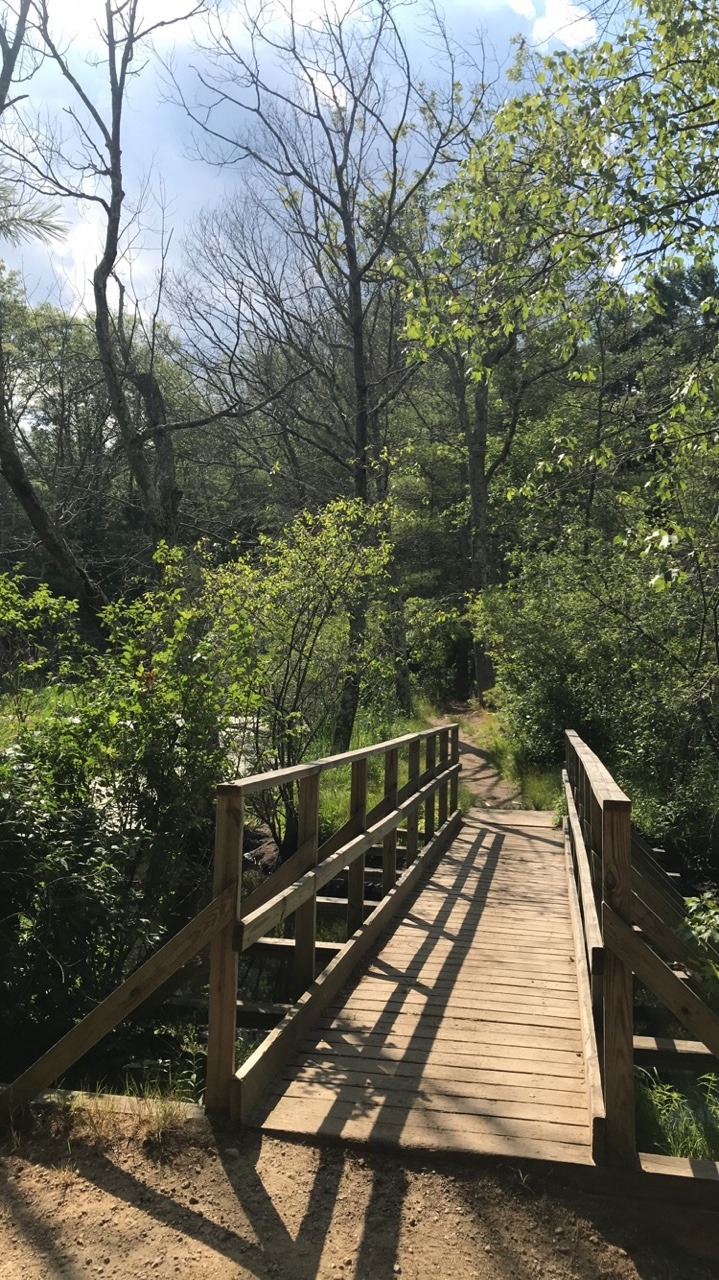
[2,1109,717,1279]
[440,707,520,810]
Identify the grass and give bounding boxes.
[635,1068,719,1158]
[315,702,438,837]
[458,707,562,812]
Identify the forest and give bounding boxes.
[2,0,719,1086]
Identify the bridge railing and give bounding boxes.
[564,730,719,1169]
[0,723,460,1123]
[207,723,461,1118]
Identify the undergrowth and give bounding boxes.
[635,1068,719,1159]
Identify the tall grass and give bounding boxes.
[635,1068,719,1158]
[313,702,437,837]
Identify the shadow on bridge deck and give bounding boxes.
[249,811,593,1166]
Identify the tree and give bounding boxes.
[401,111,603,691]
[177,0,481,744]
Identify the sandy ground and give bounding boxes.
[2,713,718,1278]
[2,1109,718,1280]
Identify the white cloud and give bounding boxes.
[46,1,208,54]
[507,0,537,20]
[532,0,596,47]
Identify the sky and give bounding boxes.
[4,0,598,309]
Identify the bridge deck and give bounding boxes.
[250,810,593,1165]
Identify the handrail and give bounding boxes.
[219,726,445,795]
[0,722,460,1124]
[565,729,719,1172]
[206,722,461,1114]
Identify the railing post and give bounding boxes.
[406,738,421,863]
[602,795,636,1168]
[449,724,459,813]
[292,772,320,998]
[438,727,449,827]
[382,746,399,895]
[425,732,436,842]
[347,757,368,935]
[205,787,243,1114]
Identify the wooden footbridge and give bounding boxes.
[4,725,719,1183]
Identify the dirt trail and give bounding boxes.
[440,707,520,810]
[2,1111,717,1279]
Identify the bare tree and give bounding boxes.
[0,1,110,630]
[175,0,483,743]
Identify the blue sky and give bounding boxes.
[5,0,597,308]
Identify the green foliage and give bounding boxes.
[404,598,470,701]
[636,1069,719,1160]
[680,894,719,1009]
[0,500,397,1065]
[0,573,81,719]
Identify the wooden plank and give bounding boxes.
[235,1001,292,1029]
[634,1034,715,1058]
[382,747,399,895]
[235,810,462,1121]
[565,831,605,1163]
[638,1153,719,1182]
[406,739,420,866]
[340,990,582,1016]
[603,905,719,1059]
[425,732,436,841]
[631,891,700,971]
[450,724,459,813]
[206,792,244,1114]
[324,1006,581,1032]
[292,1056,587,1090]
[631,864,686,933]
[602,797,637,1168]
[273,1079,589,1127]
[437,728,449,828]
[563,775,604,976]
[311,1029,584,1067]
[347,758,367,936]
[363,970,581,993]
[283,1073,587,1112]
[259,1091,588,1144]
[292,773,320,999]
[220,725,459,796]
[0,883,237,1120]
[320,1012,581,1048]
[249,937,341,960]
[257,1102,593,1163]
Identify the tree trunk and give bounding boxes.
[0,403,107,637]
[465,371,494,699]
[332,600,366,753]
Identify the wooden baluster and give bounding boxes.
[406,738,421,863]
[205,787,244,1114]
[449,724,459,813]
[424,732,436,843]
[347,758,368,935]
[291,772,320,999]
[438,727,449,827]
[602,794,636,1168]
[382,746,399,895]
